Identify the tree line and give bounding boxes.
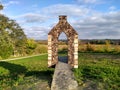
[0,4,37,59]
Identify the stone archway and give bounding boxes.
[48,16,78,68]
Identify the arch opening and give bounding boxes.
[58,32,68,63]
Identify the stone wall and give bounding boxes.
[48,15,78,68]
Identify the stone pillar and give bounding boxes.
[52,38,58,65]
[74,35,78,68]
[68,37,74,67]
[48,35,52,67]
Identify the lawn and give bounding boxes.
[0,53,120,90]
[0,54,53,90]
[75,52,120,90]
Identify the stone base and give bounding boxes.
[51,60,78,90]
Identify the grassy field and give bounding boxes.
[0,53,120,90]
[0,54,53,90]
[58,44,120,54]
[75,52,120,90]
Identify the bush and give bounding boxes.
[35,45,47,54]
[0,30,14,59]
[104,40,111,52]
[86,43,95,52]
[78,44,87,52]
[113,45,120,53]
[26,39,37,55]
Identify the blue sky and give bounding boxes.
[1,0,120,40]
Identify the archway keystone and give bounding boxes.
[48,15,78,68]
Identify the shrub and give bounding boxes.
[26,39,37,55]
[86,43,95,52]
[0,41,13,59]
[114,45,120,53]
[104,40,111,52]
[78,44,87,52]
[35,45,47,54]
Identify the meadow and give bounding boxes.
[0,40,120,90]
[0,52,120,90]
[0,54,53,90]
[75,53,120,90]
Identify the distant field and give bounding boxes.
[0,53,120,90]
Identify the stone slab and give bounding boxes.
[51,57,78,90]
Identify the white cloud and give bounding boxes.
[109,6,116,11]
[75,0,104,4]
[77,0,97,4]
[5,2,119,40]
[23,10,120,39]
[4,1,19,7]
[42,4,90,17]
[72,11,120,39]
[24,26,50,40]
[17,13,48,23]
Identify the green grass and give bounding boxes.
[74,53,120,90]
[0,54,53,89]
[0,53,120,90]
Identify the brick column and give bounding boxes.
[74,35,78,68]
[48,35,52,67]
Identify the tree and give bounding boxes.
[7,19,27,56]
[0,3,3,10]
[0,31,13,59]
[0,14,27,58]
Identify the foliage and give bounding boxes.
[86,43,95,51]
[0,31,13,59]
[0,4,3,10]
[114,44,120,53]
[26,39,37,55]
[79,39,120,45]
[0,14,27,58]
[35,45,47,54]
[0,42,13,59]
[78,44,120,53]
[104,40,111,52]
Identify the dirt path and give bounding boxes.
[0,53,47,62]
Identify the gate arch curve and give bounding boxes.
[48,16,78,68]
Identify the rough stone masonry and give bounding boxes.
[48,15,78,68]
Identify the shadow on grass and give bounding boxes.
[0,61,27,75]
[0,61,53,88]
[26,70,53,87]
[0,61,27,88]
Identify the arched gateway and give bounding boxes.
[48,16,78,68]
